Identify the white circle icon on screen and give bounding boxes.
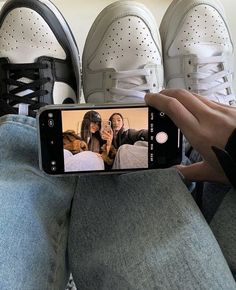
[156,132,168,144]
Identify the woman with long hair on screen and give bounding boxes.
[80,110,104,153]
[80,110,116,167]
[109,112,149,169]
[109,112,148,149]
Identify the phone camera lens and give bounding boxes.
[48,113,53,118]
[159,112,165,117]
[51,161,56,166]
[51,166,57,172]
[48,119,54,127]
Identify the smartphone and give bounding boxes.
[37,103,182,175]
[101,120,112,134]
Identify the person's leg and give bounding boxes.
[112,144,148,170]
[210,188,236,279]
[69,168,236,290]
[0,115,76,290]
[64,151,105,172]
[201,182,231,223]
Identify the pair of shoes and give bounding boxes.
[0,0,235,118]
[84,0,235,105]
[0,0,156,116]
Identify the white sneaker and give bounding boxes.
[82,0,163,103]
[0,0,81,117]
[160,0,235,106]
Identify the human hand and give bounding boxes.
[145,89,236,184]
[101,129,113,146]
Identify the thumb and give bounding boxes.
[175,161,229,184]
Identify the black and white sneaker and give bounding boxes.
[0,0,81,117]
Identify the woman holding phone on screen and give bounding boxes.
[81,110,116,167]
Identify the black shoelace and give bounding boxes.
[1,62,51,117]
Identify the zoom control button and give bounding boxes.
[156,132,168,144]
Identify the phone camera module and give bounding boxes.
[51,166,57,172]
[48,119,54,127]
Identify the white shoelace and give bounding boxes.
[188,55,235,104]
[109,68,155,100]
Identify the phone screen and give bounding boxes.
[38,104,182,175]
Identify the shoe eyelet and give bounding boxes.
[153,84,156,87]
[187,74,191,78]
[106,89,110,92]
[188,60,192,65]
[188,87,191,90]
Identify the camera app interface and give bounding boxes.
[62,107,149,172]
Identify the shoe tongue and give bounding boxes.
[190,43,225,58]
[10,56,43,99]
[10,77,35,115]
[118,76,145,90]
[11,77,34,98]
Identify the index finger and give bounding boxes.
[160,89,213,119]
[145,92,200,138]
